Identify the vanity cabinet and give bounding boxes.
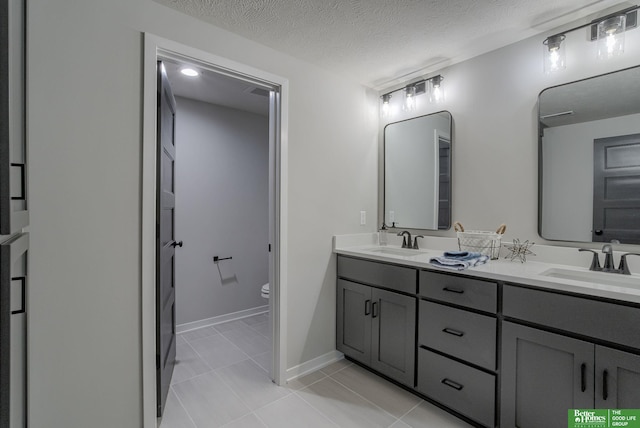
[417,271,498,428]
[336,256,417,387]
[501,284,640,428]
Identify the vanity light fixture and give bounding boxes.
[429,75,444,103]
[541,5,638,73]
[403,84,417,111]
[543,34,566,74]
[381,93,392,118]
[379,74,444,117]
[180,67,199,77]
[597,14,626,59]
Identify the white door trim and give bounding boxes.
[141,33,289,427]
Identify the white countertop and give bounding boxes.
[333,233,640,304]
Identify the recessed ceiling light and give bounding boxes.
[180,68,198,77]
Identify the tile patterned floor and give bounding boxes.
[159,314,472,428]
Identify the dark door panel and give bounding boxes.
[593,134,640,243]
[156,61,178,417]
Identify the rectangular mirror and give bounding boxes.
[539,66,640,244]
[384,111,452,230]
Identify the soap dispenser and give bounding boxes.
[379,222,388,246]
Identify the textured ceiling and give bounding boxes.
[163,60,270,115]
[154,0,627,89]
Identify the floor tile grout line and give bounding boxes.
[250,410,271,428]
[291,389,342,428]
[394,400,424,427]
[326,371,407,422]
[170,340,216,387]
[164,386,198,428]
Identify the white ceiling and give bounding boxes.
[163,60,271,116]
[154,0,628,90]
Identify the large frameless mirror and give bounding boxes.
[384,111,452,230]
[539,66,640,244]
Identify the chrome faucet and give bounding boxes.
[579,245,640,275]
[397,231,412,248]
[413,235,424,249]
[601,244,615,271]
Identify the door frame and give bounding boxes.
[141,34,289,427]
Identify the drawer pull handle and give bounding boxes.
[10,277,26,315]
[442,327,465,337]
[372,301,379,318]
[441,378,464,391]
[603,370,608,401]
[443,287,464,294]
[364,300,371,315]
[581,363,587,392]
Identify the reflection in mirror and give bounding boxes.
[539,66,640,244]
[384,111,452,230]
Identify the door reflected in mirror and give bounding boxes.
[539,66,640,244]
[384,111,452,230]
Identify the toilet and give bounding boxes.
[261,283,269,299]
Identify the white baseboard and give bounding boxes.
[285,350,344,382]
[176,305,269,334]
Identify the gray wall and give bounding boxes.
[174,96,269,326]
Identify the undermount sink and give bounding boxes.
[539,268,640,289]
[367,247,429,257]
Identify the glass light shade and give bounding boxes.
[403,85,417,111]
[429,76,444,103]
[543,35,566,74]
[597,15,626,59]
[381,94,392,118]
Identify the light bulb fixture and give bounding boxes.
[180,67,199,77]
[403,85,417,111]
[379,74,444,117]
[597,14,626,59]
[429,75,444,103]
[381,93,392,118]
[543,34,566,74]
[540,6,638,73]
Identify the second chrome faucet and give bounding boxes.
[579,245,640,275]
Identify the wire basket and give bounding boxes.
[453,222,507,260]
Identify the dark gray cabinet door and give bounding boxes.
[0,232,28,428]
[370,288,416,387]
[595,346,640,409]
[0,0,28,238]
[336,279,371,365]
[501,322,593,428]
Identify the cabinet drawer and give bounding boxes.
[417,348,495,428]
[503,284,640,349]
[419,271,497,313]
[419,300,496,370]
[338,256,417,294]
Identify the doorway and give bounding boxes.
[142,34,287,428]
